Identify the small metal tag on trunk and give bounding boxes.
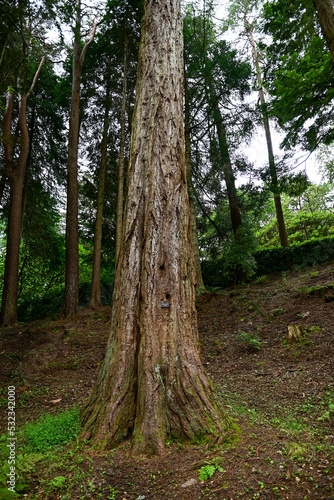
[161,301,170,308]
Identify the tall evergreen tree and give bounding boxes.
[261,0,334,151]
[229,0,288,247]
[184,6,253,248]
[0,0,51,324]
[64,0,96,317]
[82,0,231,454]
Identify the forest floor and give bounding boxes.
[0,263,334,500]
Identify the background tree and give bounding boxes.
[78,0,141,309]
[261,0,334,152]
[228,0,288,247]
[184,76,206,294]
[0,0,51,324]
[64,0,97,317]
[184,5,255,281]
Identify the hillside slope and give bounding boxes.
[0,263,333,499]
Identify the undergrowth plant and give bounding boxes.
[237,330,264,351]
[197,462,225,481]
[0,407,82,498]
[24,407,81,451]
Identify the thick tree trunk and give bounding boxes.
[115,34,129,268]
[213,103,242,236]
[313,0,334,67]
[246,21,288,248]
[184,77,206,295]
[82,0,231,455]
[64,2,96,317]
[88,61,112,309]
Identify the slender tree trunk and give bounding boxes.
[246,21,288,248]
[0,169,7,207]
[184,77,206,295]
[64,24,80,318]
[21,103,36,230]
[1,95,30,325]
[64,2,96,317]
[115,34,129,268]
[213,103,242,235]
[88,61,112,309]
[64,5,81,317]
[194,190,226,240]
[313,0,334,67]
[82,0,231,455]
[1,58,44,325]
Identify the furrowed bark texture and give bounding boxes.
[313,0,334,67]
[82,0,230,455]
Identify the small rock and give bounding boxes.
[181,478,197,488]
[295,476,300,483]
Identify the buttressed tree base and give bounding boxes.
[81,0,231,455]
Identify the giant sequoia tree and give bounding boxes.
[313,0,334,67]
[82,0,230,455]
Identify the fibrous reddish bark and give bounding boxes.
[82,0,231,455]
[313,0,334,67]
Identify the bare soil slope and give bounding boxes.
[0,263,333,499]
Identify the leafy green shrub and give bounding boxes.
[254,246,289,275]
[24,407,80,451]
[201,259,231,288]
[255,236,334,276]
[237,331,264,351]
[198,464,216,481]
[202,236,334,288]
[18,284,65,322]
